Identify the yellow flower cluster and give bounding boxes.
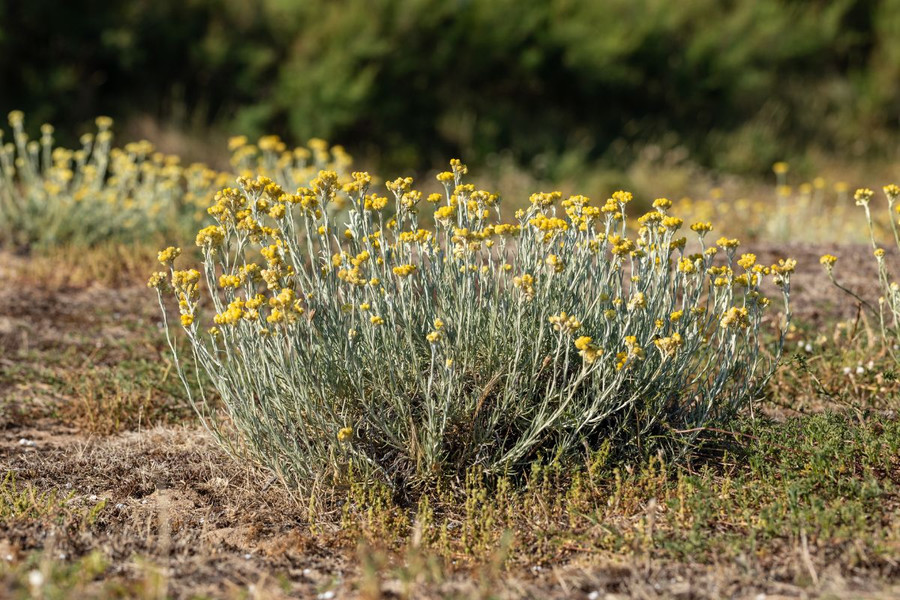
[426,318,445,344]
[854,188,874,206]
[574,335,603,364]
[819,254,838,271]
[654,333,683,358]
[549,311,582,334]
[392,264,417,277]
[627,292,646,311]
[720,307,750,330]
[616,336,645,370]
[513,274,536,300]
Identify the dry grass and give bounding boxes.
[4,422,899,599]
[0,251,195,433]
[2,243,165,290]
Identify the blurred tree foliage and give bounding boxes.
[2,0,900,173]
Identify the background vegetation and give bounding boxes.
[5,0,900,177]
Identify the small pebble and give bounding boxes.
[28,570,44,588]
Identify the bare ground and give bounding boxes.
[1,246,900,599]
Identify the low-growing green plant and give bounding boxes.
[152,159,794,492]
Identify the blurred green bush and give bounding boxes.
[3,0,900,174]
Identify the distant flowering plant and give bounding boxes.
[153,160,794,491]
[0,111,227,249]
[823,185,900,354]
[0,112,352,250]
[673,161,890,245]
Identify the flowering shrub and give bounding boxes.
[0,111,218,248]
[822,186,900,350]
[0,112,352,250]
[153,160,794,490]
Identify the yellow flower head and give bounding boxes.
[654,333,683,357]
[690,222,713,236]
[884,184,900,202]
[158,246,182,266]
[617,336,644,370]
[662,216,683,231]
[513,273,536,300]
[611,190,633,206]
[529,191,562,207]
[228,135,248,151]
[574,336,602,364]
[677,257,697,274]
[854,188,874,206]
[436,171,454,184]
[449,158,468,175]
[147,272,168,289]
[720,307,750,330]
[574,335,593,351]
[737,253,756,270]
[219,274,241,288]
[266,308,285,324]
[771,258,797,275]
[434,204,457,223]
[196,225,226,247]
[548,311,582,334]
[392,264,417,277]
[652,197,672,211]
[627,291,646,311]
[545,253,565,273]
